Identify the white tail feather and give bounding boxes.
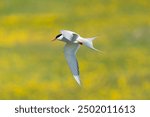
[82,37,101,52]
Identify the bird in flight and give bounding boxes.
[52,30,100,86]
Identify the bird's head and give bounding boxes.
[52,34,63,41]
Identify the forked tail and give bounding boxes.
[82,37,102,53]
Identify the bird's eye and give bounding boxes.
[55,34,62,38]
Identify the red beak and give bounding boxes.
[51,38,57,41]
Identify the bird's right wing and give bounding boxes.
[64,43,81,85]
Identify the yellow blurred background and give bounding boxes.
[0,0,150,99]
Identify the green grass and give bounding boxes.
[0,0,150,99]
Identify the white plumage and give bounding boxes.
[53,30,100,85]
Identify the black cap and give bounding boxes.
[55,34,62,39]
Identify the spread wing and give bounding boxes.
[61,30,79,42]
[64,43,81,85]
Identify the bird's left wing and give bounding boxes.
[64,43,81,85]
[61,30,73,41]
[61,30,78,41]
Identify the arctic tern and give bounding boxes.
[52,30,100,86]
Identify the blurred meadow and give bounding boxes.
[0,0,150,99]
